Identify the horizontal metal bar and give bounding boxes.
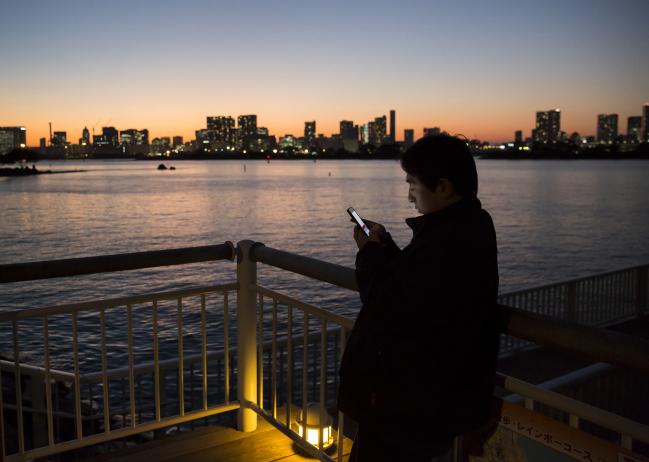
[249,244,358,291]
[0,359,75,381]
[0,283,237,321]
[532,362,613,392]
[502,304,649,373]
[497,373,649,445]
[2,402,240,462]
[0,242,235,284]
[255,285,355,330]
[504,362,613,405]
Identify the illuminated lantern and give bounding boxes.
[296,403,334,449]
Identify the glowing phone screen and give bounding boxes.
[349,208,370,236]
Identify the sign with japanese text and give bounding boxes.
[468,400,647,462]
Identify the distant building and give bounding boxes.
[360,123,370,144]
[82,127,91,145]
[238,115,257,150]
[51,131,67,146]
[152,137,171,152]
[40,137,47,150]
[643,104,649,143]
[251,127,272,152]
[374,116,387,145]
[367,121,377,146]
[423,127,441,137]
[195,129,211,148]
[339,120,357,142]
[389,110,396,143]
[279,134,296,149]
[404,129,414,148]
[534,110,561,143]
[304,121,316,148]
[339,121,358,152]
[597,114,618,144]
[172,136,184,147]
[94,127,118,147]
[569,132,582,145]
[0,126,26,155]
[627,116,641,144]
[207,116,235,146]
[230,127,240,148]
[515,130,523,145]
[120,129,149,146]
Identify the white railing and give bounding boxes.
[0,283,239,461]
[0,242,648,461]
[498,264,648,355]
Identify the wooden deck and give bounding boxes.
[99,418,353,462]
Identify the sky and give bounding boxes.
[1,0,648,145]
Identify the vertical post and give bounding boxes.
[636,266,648,317]
[565,282,577,322]
[236,240,258,432]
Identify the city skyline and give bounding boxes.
[1,0,648,145]
[6,102,649,150]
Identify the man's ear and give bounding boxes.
[436,178,456,197]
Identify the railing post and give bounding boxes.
[637,266,648,317]
[566,282,577,322]
[236,240,259,432]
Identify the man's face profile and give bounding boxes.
[406,173,461,215]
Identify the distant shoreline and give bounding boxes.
[0,167,86,177]
[26,149,649,162]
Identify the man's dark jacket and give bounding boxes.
[338,197,500,445]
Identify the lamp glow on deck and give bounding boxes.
[296,403,334,449]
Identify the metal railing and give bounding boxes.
[244,242,649,460]
[1,241,648,461]
[498,264,648,355]
[0,243,237,461]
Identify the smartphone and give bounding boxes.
[347,207,371,236]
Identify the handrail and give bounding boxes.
[250,243,649,374]
[255,285,355,330]
[249,244,358,291]
[0,283,237,321]
[501,305,649,373]
[0,242,236,283]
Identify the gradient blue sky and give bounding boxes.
[1,0,647,144]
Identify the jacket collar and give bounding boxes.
[406,196,482,234]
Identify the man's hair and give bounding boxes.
[400,134,478,197]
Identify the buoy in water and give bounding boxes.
[328,171,331,177]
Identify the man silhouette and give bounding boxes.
[339,135,500,461]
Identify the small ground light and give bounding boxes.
[296,403,334,449]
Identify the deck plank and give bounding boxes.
[100,417,353,462]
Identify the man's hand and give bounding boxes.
[353,220,388,250]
